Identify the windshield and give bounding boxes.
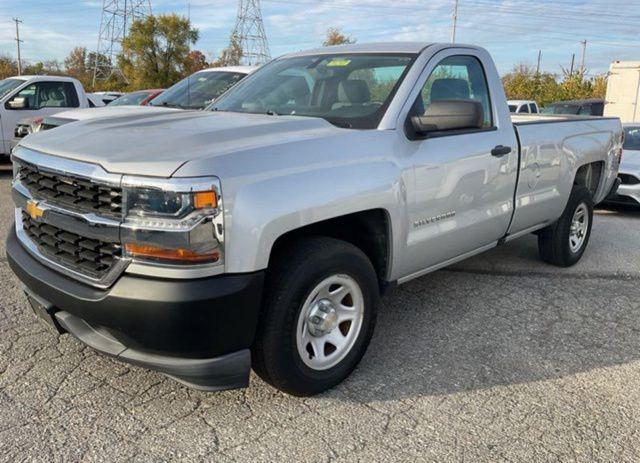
[211,53,416,129]
[110,91,154,106]
[624,126,640,151]
[542,104,579,115]
[508,105,517,112]
[150,71,246,109]
[0,78,24,99]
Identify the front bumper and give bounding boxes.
[607,175,640,206]
[6,226,264,391]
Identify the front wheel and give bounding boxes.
[538,185,594,267]
[252,237,379,396]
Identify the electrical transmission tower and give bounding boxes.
[231,0,271,65]
[93,0,152,85]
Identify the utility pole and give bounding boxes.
[536,50,542,76]
[580,39,587,74]
[569,53,575,76]
[451,0,459,43]
[13,18,23,76]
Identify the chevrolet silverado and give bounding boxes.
[7,43,623,396]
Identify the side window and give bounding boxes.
[530,104,538,114]
[578,105,591,115]
[9,81,79,110]
[518,104,530,113]
[413,55,493,128]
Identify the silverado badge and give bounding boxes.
[26,200,44,220]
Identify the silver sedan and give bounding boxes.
[610,124,640,206]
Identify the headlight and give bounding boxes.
[121,176,224,266]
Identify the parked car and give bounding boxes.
[606,124,640,206]
[33,66,257,131]
[508,100,539,114]
[7,42,622,396]
[109,89,164,107]
[90,91,125,105]
[10,94,106,150]
[604,61,640,123]
[148,66,256,109]
[0,75,94,156]
[542,98,605,116]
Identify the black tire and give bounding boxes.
[252,237,379,396]
[538,185,594,267]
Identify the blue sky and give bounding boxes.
[1,0,639,76]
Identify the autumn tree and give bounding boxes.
[0,55,18,79]
[118,14,199,89]
[323,27,355,46]
[210,36,243,67]
[23,60,63,76]
[185,50,209,74]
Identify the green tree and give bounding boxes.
[23,59,63,76]
[118,14,199,89]
[323,27,355,46]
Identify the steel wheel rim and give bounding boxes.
[295,274,365,371]
[569,203,589,253]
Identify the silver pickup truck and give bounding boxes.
[6,43,623,396]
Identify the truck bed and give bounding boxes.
[507,114,621,236]
[511,114,620,125]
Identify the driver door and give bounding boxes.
[400,52,519,276]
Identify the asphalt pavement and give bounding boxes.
[2,158,640,462]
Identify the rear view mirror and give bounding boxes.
[411,100,484,135]
[8,97,28,110]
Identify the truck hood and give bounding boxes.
[46,105,178,122]
[21,110,343,177]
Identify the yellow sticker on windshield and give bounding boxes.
[327,59,351,67]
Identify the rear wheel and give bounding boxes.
[252,237,379,396]
[538,185,593,267]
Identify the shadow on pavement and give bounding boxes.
[597,203,640,218]
[332,264,640,403]
[0,157,12,177]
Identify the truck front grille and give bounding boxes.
[21,211,122,280]
[19,163,123,218]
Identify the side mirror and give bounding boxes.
[8,97,28,110]
[411,100,484,136]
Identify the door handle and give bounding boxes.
[491,145,512,157]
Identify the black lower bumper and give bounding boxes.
[6,226,264,391]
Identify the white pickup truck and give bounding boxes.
[0,75,94,156]
[7,43,623,396]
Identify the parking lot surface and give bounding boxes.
[2,159,640,462]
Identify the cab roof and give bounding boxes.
[284,42,436,57]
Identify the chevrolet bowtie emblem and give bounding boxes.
[26,200,44,220]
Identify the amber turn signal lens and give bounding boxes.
[194,190,217,209]
[125,243,220,263]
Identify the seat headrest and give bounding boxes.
[285,76,310,99]
[430,78,470,101]
[338,80,371,104]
